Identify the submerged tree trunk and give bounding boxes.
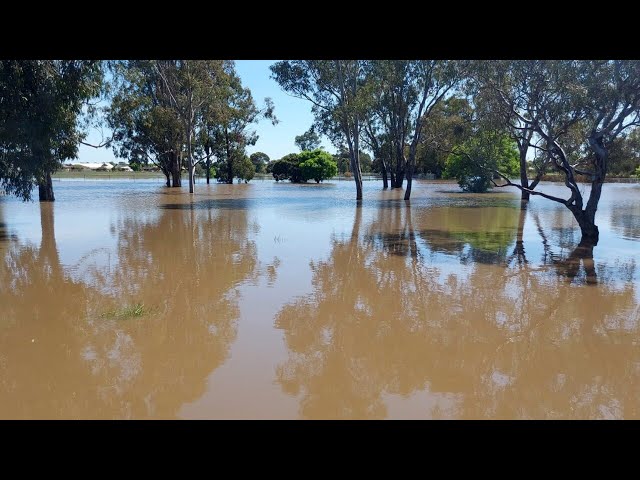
[350,149,363,200]
[188,162,195,193]
[38,172,54,202]
[393,161,405,189]
[389,169,396,189]
[164,172,170,187]
[574,210,600,247]
[404,162,414,201]
[348,130,363,201]
[513,202,527,263]
[187,118,195,194]
[518,143,530,202]
[380,158,389,189]
[170,151,182,187]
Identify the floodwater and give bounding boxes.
[1,179,639,419]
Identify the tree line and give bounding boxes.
[270,60,640,245]
[2,60,640,246]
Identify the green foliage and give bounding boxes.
[332,149,371,174]
[0,60,103,200]
[295,128,322,151]
[271,153,303,182]
[107,60,186,180]
[444,131,519,193]
[635,165,640,178]
[100,303,147,319]
[236,155,255,182]
[601,128,640,176]
[415,96,474,177]
[250,152,269,173]
[298,150,338,183]
[205,63,277,184]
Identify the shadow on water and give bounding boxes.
[275,202,639,419]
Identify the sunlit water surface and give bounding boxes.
[1,179,639,419]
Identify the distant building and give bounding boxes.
[64,162,113,170]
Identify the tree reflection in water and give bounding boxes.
[0,201,260,418]
[275,202,639,419]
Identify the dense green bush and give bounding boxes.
[272,153,303,182]
[443,132,519,193]
[298,150,338,183]
[237,155,255,182]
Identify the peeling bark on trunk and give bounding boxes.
[38,172,54,202]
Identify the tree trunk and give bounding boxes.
[225,127,234,184]
[350,150,363,200]
[165,172,170,187]
[187,120,194,194]
[519,144,530,202]
[381,159,389,189]
[393,161,405,189]
[404,162,414,201]
[351,132,363,201]
[575,214,599,247]
[188,161,195,193]
[38,172,55,202]
[206,158,210,184]
[170,151,182,187]
[513,202,527,262]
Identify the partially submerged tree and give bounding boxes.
[298,149,338,183]
[0,60,103,201]
[443,130,519,193]
[154,60,226,193]
[208,62,276,184]
[415,96,474,178]
[364,60,464,199]
[250,151,270,173]
[107,60,184,187]
[271,153,303,183]
[271,60,368,200]
[488,60,640,246]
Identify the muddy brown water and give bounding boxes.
[1,179,639,419]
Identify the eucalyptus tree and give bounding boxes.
[0,60,103,201]
[294,128,322,151]
[271,60,368,200]
[249,152,270,174]
[364,60,463,199]
[154,60,226,193]
[362,116,392,188]
[488,60,640,246]
[205,62,276,184]
[107,60,184,187]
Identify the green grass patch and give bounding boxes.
[100,303,148,319]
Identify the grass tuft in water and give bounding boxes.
[100,303,147,319]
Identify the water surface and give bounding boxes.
[1,179,639,419]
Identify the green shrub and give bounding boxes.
[443,131,519,193]
[298,150,338,183]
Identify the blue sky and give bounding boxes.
[76,60,333,164]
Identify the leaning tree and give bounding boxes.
[488,60,640,246]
